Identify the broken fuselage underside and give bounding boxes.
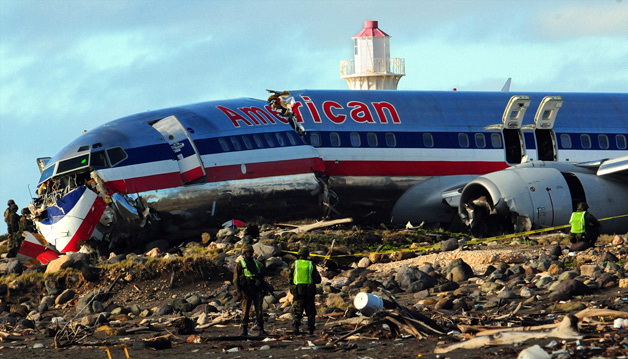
[22,90,628,263]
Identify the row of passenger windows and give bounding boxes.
[218,132,300,152]
[309,132,504,149]
[217,131,628,152]
[560,134,627,150]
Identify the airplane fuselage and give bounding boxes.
[26,90,627,262]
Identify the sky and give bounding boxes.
[1,0,627,215]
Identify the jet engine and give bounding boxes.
[458,162,628,236]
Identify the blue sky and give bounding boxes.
[1,0,627,215]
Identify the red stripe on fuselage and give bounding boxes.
[61,196,107,253]
[107,158,322,194]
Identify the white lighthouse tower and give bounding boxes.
[340,20,405,90]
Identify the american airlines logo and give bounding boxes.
[216,95,401,128]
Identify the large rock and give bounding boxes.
[445,258,474,282]
[55,289,75,305]
[549,279,592,301]
[252,243,280,260]
[46,255,72,274]
[394,266,436,292]
[325,293,349,310]
[440,238,459,252]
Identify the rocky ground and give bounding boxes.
[0,223,627,359]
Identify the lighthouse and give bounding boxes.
[340,20,405,90]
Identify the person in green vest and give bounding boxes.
[233,244,267,336]
[569,202,600,247]
[289,246,321,335]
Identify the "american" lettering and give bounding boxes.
[217,96,401,128]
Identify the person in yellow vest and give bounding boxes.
[289,246,321,335]
[233,244,267,336]
[569,202,600,246]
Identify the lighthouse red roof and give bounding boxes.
[354,20,389,37]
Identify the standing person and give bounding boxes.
[19,208,36,234]
[233,244,267,336]
[569,202,600,247]
[4,200,20,258]
[290,246,321,335]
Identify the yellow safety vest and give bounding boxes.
[240,258,261,278]
[569,211,586,234]
[293,260,313,285]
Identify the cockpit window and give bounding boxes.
[107,147,128,166]
[57,153,90,174]
[38,165,55,184]
[91,150,109,168]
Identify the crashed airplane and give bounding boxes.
[19,90,628,263]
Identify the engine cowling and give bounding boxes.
[458,163,628,236]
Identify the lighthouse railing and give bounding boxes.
[340,58,405,76]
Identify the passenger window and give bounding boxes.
[458,133,469,148]
[242,135,253,150]
[490,133,502,148]
[560,134,572,149]
[286,132,298,146]
[617,134,627,149]
[580,134,591,149]
[219,138,230,152]
[475,133,486,148]
[253,134,265,148]
[367,132,378,147]
[385,133,396,147]
[310,132,321,147]
[275,133,286,146]
[107,147,128,166]
[423,133,434,148]
[264,133,276,147]
[350,132,361,147]
[230,137,242,151]
[598,134,609,150]
[330,132,341,147]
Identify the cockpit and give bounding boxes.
[38,146,128,184]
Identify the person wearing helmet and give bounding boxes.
[4,200,20,257]
[569,202,600,249]
[233,244,267,336]
[289,246,321,335]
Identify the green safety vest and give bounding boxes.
[293,259,313,285]
[569,211,586,234]
[240,258,261,278]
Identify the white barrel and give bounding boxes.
[353,292,384,316]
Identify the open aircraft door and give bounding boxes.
[501,95,530,164]
[533,96,562,162]
[151,115,206,184]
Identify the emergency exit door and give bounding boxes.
[501,95,530,164]
[151,115,206,184]
[533,96,562,161]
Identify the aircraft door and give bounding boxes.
[533,96,562,162]
[501,95,530,164]
[151,115,206,184]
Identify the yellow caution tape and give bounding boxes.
[282,213,628,259]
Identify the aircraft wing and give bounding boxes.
[596,155,628,176]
